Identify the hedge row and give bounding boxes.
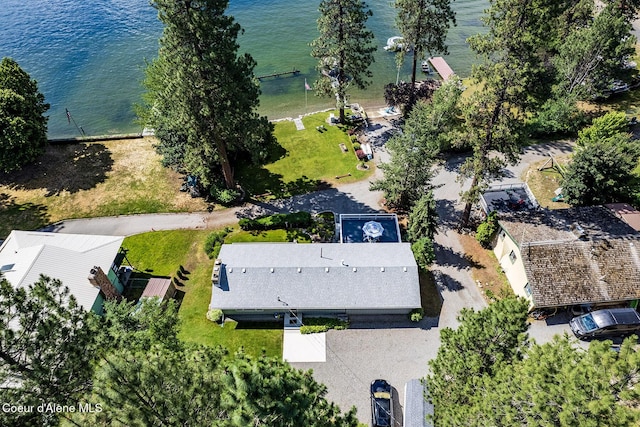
[239,211,312,231]
[300,317,348,334]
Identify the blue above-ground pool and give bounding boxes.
[340,216,401,243]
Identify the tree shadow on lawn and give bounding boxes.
[236,187,381,219]
[239,166,327,200]
[0,143,113,196]
[0,192,49,236]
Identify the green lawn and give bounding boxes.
[224,228,311,243]
[122,229,283,358]
[0,137,207,239]
[237,111,374,198]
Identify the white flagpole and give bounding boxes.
[305,79,308,114]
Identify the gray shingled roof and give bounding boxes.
[499,206,637,246]
[211,243,420,311]
[499,206,640,308]
[522,237,640,307]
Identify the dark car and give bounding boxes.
[570,308,640,340]
[371,379,393,427]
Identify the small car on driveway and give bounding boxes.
[570,308,640,340]
[371,379,393,427]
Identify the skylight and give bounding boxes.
[0,264,15,272]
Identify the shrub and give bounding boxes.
[410,308,424,322]
[300,325,330,334]
[239,211,312,231]
[412,236,435,269]
[355,149,366,160]
[206,308,223,323]
[215,188,240,205]
[204,230,229,259]
[300,317,348,334]
[476,211,499,248]
[352,142,361,150]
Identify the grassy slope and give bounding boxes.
[237,111,373,198]
[0,137,207,238]
[123,229,283,358]
[0,112,374,238]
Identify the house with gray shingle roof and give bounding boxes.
[210,242,421,318]
[493,206,640,309]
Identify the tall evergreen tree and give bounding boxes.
[458,0,561,226]
[139,0,273,189]
[474,336,640,426]
[408,191,438,241]
[310,0,376,122]
[371,79,461,210]
[425,298,531,426]
[553,2,636,99]
[393,0,456,109]
[74,300,359,426]
[0,276,96,427]
[0,57,49,173]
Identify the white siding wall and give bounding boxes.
[493,229,532,302]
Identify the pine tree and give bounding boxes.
[370,80,461,210]
[0,276,96,427]
[311,0,376,123]
[458,0,556,226]
[393,0,456,109]
[0,57,49,173]
[140,0,273,189]
[408,192,438,241]
[426,298,530,425]
[74,300,359,426]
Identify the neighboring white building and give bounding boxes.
[0,231,126,313]
[481,185,640,309]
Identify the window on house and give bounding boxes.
[524,283,532,296]
[509,250,517,263]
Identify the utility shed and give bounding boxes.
[141,278,176,302]
[210,242,421,318]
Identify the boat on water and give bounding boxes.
[421,60,432,74]
[384,36,406,52]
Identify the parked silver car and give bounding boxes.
[570,308,640,340]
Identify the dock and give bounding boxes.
[428,57,455,81]
[257,68,300,80]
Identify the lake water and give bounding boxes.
[0,0,487,138]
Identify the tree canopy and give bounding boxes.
[426,298,640,426]
[0,57,49,173]
[393,0,455,109]
[458,0,561,226]
[371,79,461,210]
[310,0,376,122]
[71,300,359,427]
[561,133,640,206]
[0,275,96,427]
[139,0,273,190]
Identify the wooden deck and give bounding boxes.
[428,57,455,81]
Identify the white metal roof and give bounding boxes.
[0,231,124,311]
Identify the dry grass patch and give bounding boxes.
[458,233,512,303]
[0,137,207,237]
[522,156,571,210]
